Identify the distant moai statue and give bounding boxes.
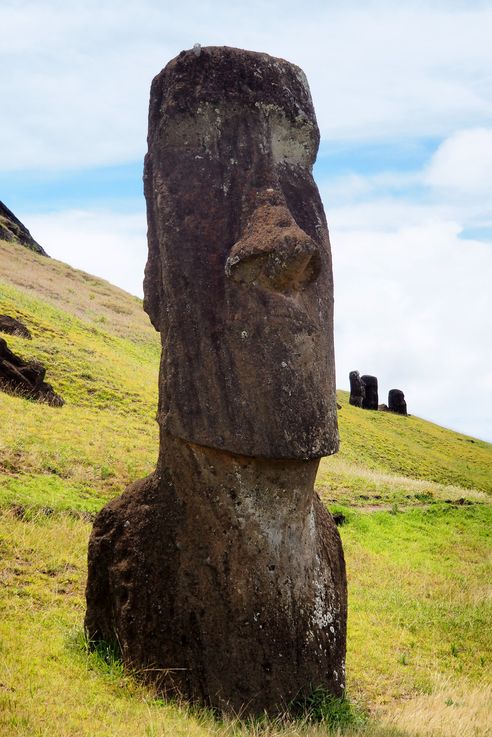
[388,389,407,415]
[85,46,347,717]
[361,375,378,410]
[349,370,364,407]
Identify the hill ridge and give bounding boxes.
[0,201,48,256]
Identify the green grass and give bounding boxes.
[320,393,491,494]
[343,505,491,701]
[1,506,489,737]
[0,282,159,413]
[0,238,491,737]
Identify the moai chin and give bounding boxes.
[361,375,379,410]
[85,46,347,716]
[349,370,365,408]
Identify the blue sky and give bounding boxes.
[1,0,491,441]
[0,138,439,211]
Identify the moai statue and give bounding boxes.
[349,370,364,408]
[361,375,378,410]
[388,389,407,415]
[85,47,347,716]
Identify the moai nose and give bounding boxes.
[225,199,321,293]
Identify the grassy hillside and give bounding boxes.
[0,239,491,737]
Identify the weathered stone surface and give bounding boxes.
[361,375,378,410]
[388,389,407,415]
[0,201,48,256]
[143,46,337,460]
[86,46,346,716]
[0,337,63,406]
[86,433,347,714]
[349,370,364,408]
[0,315,32,340]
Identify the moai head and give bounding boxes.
[143,46,338,460]
[388,389,407,415]
[349,370,364,408]
[361,375,378,410]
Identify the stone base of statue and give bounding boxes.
[85,433,347,715]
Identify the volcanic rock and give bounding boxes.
[349,370,365,408]
[0,315,32,340]
[0,337,63,406]
[388,389,407,415]
[0,201,48,256]
[85,46,346,716]
[361,375,378,410]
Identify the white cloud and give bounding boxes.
[330,208,492,442]
[315,126,492,443]
[1,1,492,170]
[320,126,492,231]
[424,128,492,194]
[27,209,147,297]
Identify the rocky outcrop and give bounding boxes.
[0,201,48,256]
[349,370,364,408]
[0,337,63,406]
[388,389,407,415]
[0,315,32,340]
[361,375,378,410]
[86,46,346,716]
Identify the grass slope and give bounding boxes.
[0,239,491,737]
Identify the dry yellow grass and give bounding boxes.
[381,676,491,737]
[317,457,489,507]
[0,238,154,343]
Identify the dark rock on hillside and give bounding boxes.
[332,511,346,526]
[0,201,49,256]
[361,374,378,410]
[0,315,32,340]
[86,46,346,717]
[349,370,365,407]
[0,337,63,406]
[388,389,407,415]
